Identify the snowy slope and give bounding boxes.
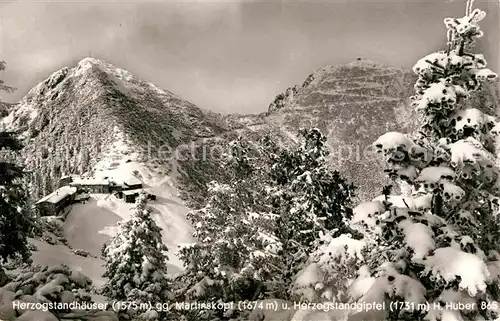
[76,128,191,271]
[62,193,189,277]
[30,239,107,287]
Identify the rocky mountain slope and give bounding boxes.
[1,58,229,199]
[261,59,420,201]
[181,59,423,203]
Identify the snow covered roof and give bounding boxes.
[71,178,109,186]
[122,189,144,196]
[36,186,77,204]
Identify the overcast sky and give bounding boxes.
[0,0,498,114]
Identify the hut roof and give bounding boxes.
[36,186,77,204]
[122,189,144,196]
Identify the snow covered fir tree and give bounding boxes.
[102,192,169,320]
[263,128,356,300]
[0,131,34,265]
[176,138,268,309]
[0,61,35,266]
[176,128,355,320]
[297,1,500,321]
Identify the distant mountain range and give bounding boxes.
[2,57,499,206]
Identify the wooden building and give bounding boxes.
[36,186,77,216]
[123,189,142,203]
[122,177,143,191]
[58,175,150,204]
[109,181,122,193]
[70,179,110,194]
[122,188,156,203]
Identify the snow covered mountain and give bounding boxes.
[256,59,420,201]
[1,57,228,198]
[0,58,236,280]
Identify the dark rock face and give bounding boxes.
[0,101,14,118]
[268,85,300,114]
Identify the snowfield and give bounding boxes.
[92,190,192,272]
[64,198,121,257]
[32,180,191,285]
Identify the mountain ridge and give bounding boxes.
[2,57,499,204]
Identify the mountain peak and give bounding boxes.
[2,55,228,142]
[74,57,124,78]
[71,57,109,74]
